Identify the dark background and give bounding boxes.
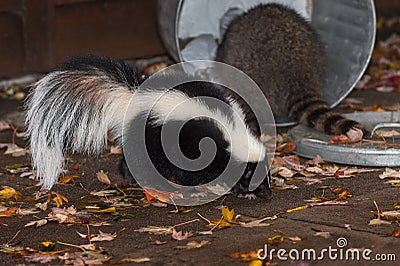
[0,0,399,79]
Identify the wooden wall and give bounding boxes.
[0,0,165,78]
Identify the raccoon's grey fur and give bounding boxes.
[217,3,368,136]
[25,55,270,198]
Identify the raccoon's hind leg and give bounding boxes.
[287,93,369,137]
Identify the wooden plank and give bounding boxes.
[23,0,52,73]
[52,0,165,63]
[0,13,24,78]
[0,0,22,13]
[53,0,97,7]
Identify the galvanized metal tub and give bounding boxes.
[288,112,400,166]
[157,0,376,126]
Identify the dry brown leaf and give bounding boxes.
[175,240,210,249]
[24,219,48,228]
[134,226,173,235]
[24,254,57,264]
[374,129,400,137]
[96,170,111,185]
[368,218,391,225]
[0,120,10,131]
[76,230,119,242]
[228,249,260,261]
[109,145,123,154]
[305,154,324,166]
[314,231,331,238]
[381,210,400,222]
[288,236,303,242]
[379,168,400,179]
[276,141,296,153]
[0,143,27,157]
[239,215,276,228]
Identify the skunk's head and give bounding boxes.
[127,81,271,198]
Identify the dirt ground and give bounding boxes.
[1,87,399,266]
[1,20,400,266]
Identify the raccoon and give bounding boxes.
[217,3,368,136]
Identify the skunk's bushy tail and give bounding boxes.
[25,55,140,189]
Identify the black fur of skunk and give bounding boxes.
[25,55,271,198]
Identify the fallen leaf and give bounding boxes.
[304,166,324,174]
[222,207,234,223]
[24,219,48,227]
[24,254,57,264]
[296,176,322,185]
[135,226,173,235]
[329,134,353,144]
[305,155,324,166]
[275,167,294,178]
[276,141,296,153]
[288,236,303,242]
[0,207,18,217]
[387,229,400,237]
[96,170,111,185]
[314,231,331,238]
[0,143,27,156]
[248,260,263,266]
[379,168,400,179]
[51,191,69,207]
[0,186,21,199]
[239,215,277,228]
[171,228,193,241]
[368,218,391,225]
[376,86,394,92]
[308,200,349,207]
[85,206,116,213]
[175,240,210,249]
[228,249,259,261]
[374,129,400,137]
[381,210,400,222]
[58,175,79,184]
[286,205,308,213]
[110,145,123,154]
[77,230,119,242]
[0,120,10,131]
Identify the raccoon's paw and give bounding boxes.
[346,124,370,141]
[238,193,257,200]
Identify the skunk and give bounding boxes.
[217,4,369,136]
[25,55,271,198]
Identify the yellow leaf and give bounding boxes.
[58,175,79,184]
[286,205,308,213]
[248,260,263,266]
[86,207,116,213]
[51,192,69,207]
[41,241,55,247]
[0,186,21,199]
[222,207,234,223]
